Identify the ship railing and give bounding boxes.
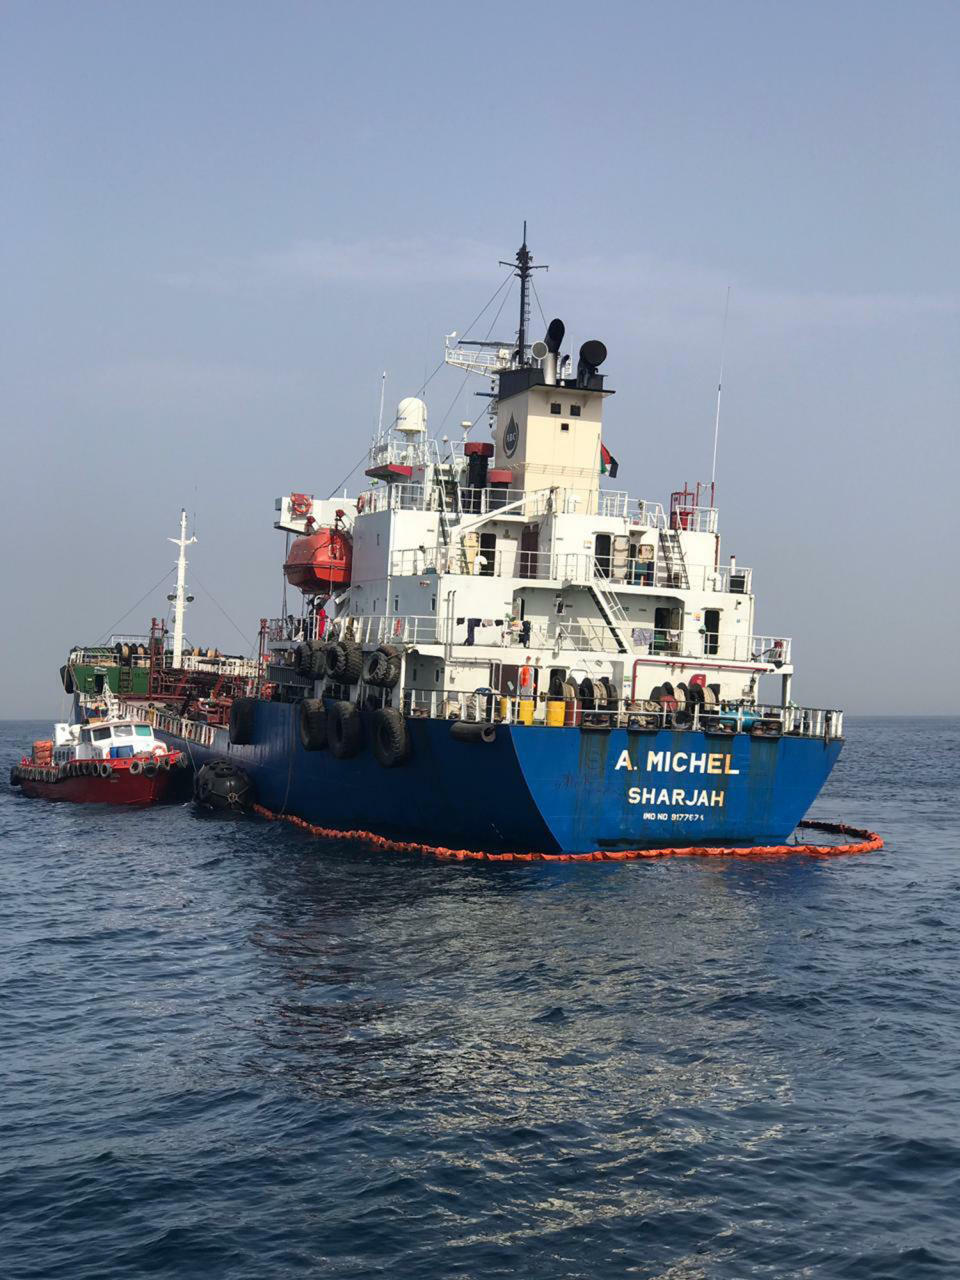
[69,647,152,668]
[456,486,537,516]
[179,654,261,678]
[335,614,441,648]
[399,689,843,739]
[368,437,466,470]
[120,700,220,748]
[315,610,793,665]
[387,546,753,596]
[671,506,719,533]
[358,482,427,514]
[268,614,330,644]
[630,500,667,530]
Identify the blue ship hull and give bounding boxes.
[161,702,843,853]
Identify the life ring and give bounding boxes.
[356,494,366,514]
[152,745,166,757]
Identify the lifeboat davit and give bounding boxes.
[284,526,352,592]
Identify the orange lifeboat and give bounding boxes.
[284,526,352,592]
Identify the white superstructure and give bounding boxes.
[268,233,797,726]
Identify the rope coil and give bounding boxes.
[251,806,882,863]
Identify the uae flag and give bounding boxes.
[600,443,619,479]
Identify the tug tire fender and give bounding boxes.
[449,721,496,744]
[129,759,143,776]
[98,762,112,778]
[229,698,257,746]
[308,644,327,678]
[371,707,410,767]
[325,640,363,684]
[362,649,389,685]
[299,698,328,751]
[327,701,363,758]
[294,641,312,676]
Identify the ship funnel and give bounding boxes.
[576,339,607,388]
[542,318,565,384]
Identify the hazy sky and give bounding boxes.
[2,0,957,716]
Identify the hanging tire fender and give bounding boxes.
[362,649,389,685]
[449,721,496,744]
[371,707,410,767]
[229,697,257,745]
[326,700,363,758]
[299,698,328,751]
[325,641,362,684]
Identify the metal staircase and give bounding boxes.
[587,562,631,654]
[658,527,690,589]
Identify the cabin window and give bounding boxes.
[550,402,561,414]
[80,729,91,743]
[92,727,111,741]
[114,725,133,737]
[393,597,399,611]
[376,533,380,546]
[560,423,570,432]
[431,595,436,611]
[136,725,152,737]
[570,404,581,416]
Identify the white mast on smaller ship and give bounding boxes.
[168,509,196,668]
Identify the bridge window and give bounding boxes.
[561,423,569,432]
[550,402,561,414]
[570,404,581,416]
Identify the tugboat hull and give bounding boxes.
[14,762,181,806]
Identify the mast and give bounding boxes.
[500,221,546,366]
[168,508,197,668]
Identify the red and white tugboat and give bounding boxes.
[11,716,186,806]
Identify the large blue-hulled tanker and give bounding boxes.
[71,231,843,852]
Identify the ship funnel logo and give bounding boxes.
[503,414,519,457]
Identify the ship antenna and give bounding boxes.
[710,285,732,501]
[500,221,547,366]
[376,370,387,443]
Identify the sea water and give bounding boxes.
[1,717,958,1279]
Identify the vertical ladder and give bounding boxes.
[658,527,690,589]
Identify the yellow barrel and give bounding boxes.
[500,696,512,721]
[517,699,535,726]
[545,699,565,727]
